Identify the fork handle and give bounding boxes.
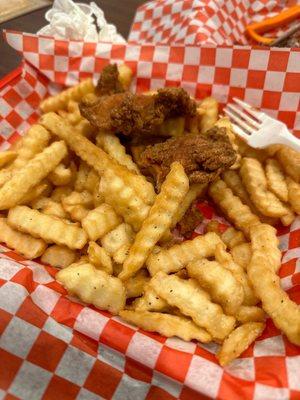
[276,130,300,152]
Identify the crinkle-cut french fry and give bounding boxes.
[120,162,189,280]
[215,244,258,306]
[41,245,77,268]
[20,181,52,205]
[124,269,150,298]
[93,186,105,207]
[96,133,140,174]
[217,322,265,366]
[286,177,300,215]
[32,197,67,219]
[62,190,94,209]
[221,227,246,249]
[0,217,47,259]
[231,243,252,270]
[82,204,122,241]
[0,125,50,186]
[49,163,74,186]
[113,244,130,264]
[88,242,113,273]
[146,232,223,276]
[75,162,91,192]
[198,97,218,134]
[117,64,133,90]
[51,186,73,202]
[8,206,87,250]
[170,183,206,229]
[40,113,156,206]
[235,306,266,324]
[0,151,17,168]
[57,262,125,314]
[66,101,82,125]
[208,179,260,238]
[85,169,100,193]
[275,145,300,183]
[101,223,134,254]
[150,272,235,340]
[64,204,89,222]
[280,210,296,227]
[0,141,67,210]
[248,224,300,345]
[235,136,268,162]
[132,285,171,312]
[240,158,292,218]
[120,310,212,343]
[187,259,244,315]
[265,158,288,202]
[40,79,94,113]
[100,168,150,232]
[221,170,277,225]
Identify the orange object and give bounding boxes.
[246,5,300,44]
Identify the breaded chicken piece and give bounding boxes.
[95,64,124,96]
[79,87,196,137]
[139,127,237,188]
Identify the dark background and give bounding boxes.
[0,0,145,78]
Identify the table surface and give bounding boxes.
[0,0,145,78]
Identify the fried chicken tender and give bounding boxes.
[80,87,196,137]
[95,64,124,96]
[140,127,237,187]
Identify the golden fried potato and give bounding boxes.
[40,78,94,113]
[20,181,52,205]
[87,241,113,274]
[0,141,67,210]
[41,245,77,268]
[49,163,75,187]
[275,145,300,183]
[120,310,212,343]
[62,190,94,208]
[240,158,291,218]
[51,186,73,202]
[248,224,300,345]
[40,113,155,205]
[230,243,251,270]
[8,206,87,250]
[100,168,150,232]
[198,97,218,133]
[208,179,260,238]
[187,259,244,315]
[150,272,236,340]
[74,162,90,192]
[117,64,133,90]
[0,150,17,168]
[32,197,67,219]
[82,204,122,241]
[265,158,288,202]
[215,244,258,306]
[119,162,189,280]
[217,322,265,366]
[96,133,140,174]
[124,269,150,298]
[220,227,246,249]
[286,177,300,215]
[235,306,265,324]
[0,217,47,259]
[132,285,170,312]
[101,223,135,259]
[146,232,223,276]
[57,262,125,314]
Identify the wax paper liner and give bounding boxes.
[0,16,300,400]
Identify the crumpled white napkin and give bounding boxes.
[37,0,126,42]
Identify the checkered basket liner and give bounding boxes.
[0,2,300,398]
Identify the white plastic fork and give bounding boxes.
[224,97,300,152]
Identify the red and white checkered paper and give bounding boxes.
[0,3,300,398]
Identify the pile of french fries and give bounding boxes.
[0,65,299,366]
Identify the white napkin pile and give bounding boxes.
[37,0,126,42]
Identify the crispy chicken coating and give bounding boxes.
[95,64,124,96]
[80,87,196,137]
[139,127,237,188]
